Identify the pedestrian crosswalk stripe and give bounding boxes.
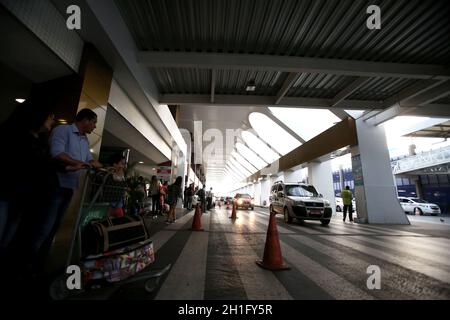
[323,235,450,284]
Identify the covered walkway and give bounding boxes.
[0,0,449,304]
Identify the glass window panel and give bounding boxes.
[428,175,438,184]
[226,167,244,180]
[236,142,267,170]
[268,108,340,142]
[228,162,250,178]
[438,175,448,185]
[229,157,252,177]
[241,131,279,163]
[420,175,429,185]
[231,151,258,174]
[224,169,239,181]
[249,112,301,155]
[226,166,244,180]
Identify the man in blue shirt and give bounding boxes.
[36,108,102,267]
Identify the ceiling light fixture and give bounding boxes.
[15,98,26,104]
[246,80,256,92]
[139,161,144,164]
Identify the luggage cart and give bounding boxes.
[49,169,170,300]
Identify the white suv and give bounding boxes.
[269,181,332,225]
[398,197,441,216]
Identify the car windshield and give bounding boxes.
[410,198,429,203]
[285,185,319,197]
[238,194,251,199]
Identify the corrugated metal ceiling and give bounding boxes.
[115,0,450,102]
[115,0,450,64]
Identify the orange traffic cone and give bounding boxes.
[256,212,289,270]
[191,204,204,231]
[229,202,237,219]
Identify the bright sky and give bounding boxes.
[332,116,450,169]
[383,116,450,158]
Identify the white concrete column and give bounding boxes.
[284,170,297,182]
[307,160,336,212]
[353,119,409,224]
[284,167,307,183]
[260,178,271,207]
[254,182,262,205]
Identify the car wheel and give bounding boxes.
[321,219,330,226]
[251,207,254,210]
[336,206,341,212]
[414,207,423,216]
[284,208,293,224]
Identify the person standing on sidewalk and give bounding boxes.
[341,186,353,222]
[166,176,183,223]
[149,175,161,216]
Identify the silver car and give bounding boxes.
[398,197,441,216]
[269,181,332,225]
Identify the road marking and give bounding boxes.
[155,212,211,299]
[324,235,450,284]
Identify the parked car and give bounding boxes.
[335,197,356,212]
[269,181,332,225]
[398,197,441,216]
[234,193,254,210]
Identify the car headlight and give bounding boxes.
[237,199,243,205]
[324,200,330,207]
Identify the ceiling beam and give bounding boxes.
[229,158,253,177]
[329,108,350,120]
[382,79,445,108]
[231,153,259,173]
[160,94,383,109]
[137,51,450,79]
[365,79,446,125]
[223,169,239,182]
[262,108,306,143]
[402,80,450,106]
[328,77,371,119]
[365,103,414,126]
[274,72,299,105]
[330,77,371,107]
[227,161,247,177]
[211,69,216,103]
[403,104,450,118]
